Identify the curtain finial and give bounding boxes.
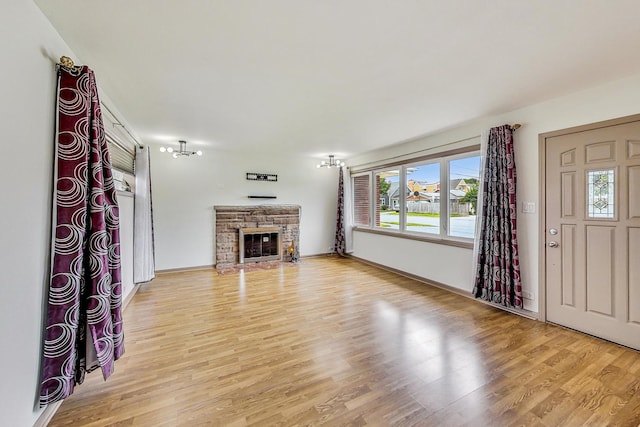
[58,56,75,68]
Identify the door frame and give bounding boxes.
[538,113,640,322]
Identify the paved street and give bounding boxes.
[379,212,476,239]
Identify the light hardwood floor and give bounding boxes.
[49,256,640,426]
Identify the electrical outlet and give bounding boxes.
[522,291,534,300]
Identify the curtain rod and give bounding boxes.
[349,134,480,171]
[57,56,143,149]
[349,123,521,171]
[101,104,143,149]
[56,55,520,149]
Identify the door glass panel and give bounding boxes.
[587,169,615,218]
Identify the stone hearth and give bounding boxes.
[214,205,300,271]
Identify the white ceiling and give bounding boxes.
[35,0,640,159]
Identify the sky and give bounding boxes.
[379,155,481,184]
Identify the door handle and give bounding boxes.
[548,241,559,248]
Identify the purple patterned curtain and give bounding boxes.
[334,166,346,256]
[40,65,124,406]
[473,125,522,308]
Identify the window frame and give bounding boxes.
[351,144,481,249]
[351,171,373,228]
[107,136,136,194]
[403,159,442,236]
[445,150,483,239]
[373,167,402,230]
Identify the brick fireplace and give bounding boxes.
[214,205,301,271]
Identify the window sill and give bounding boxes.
[352,226,474,249]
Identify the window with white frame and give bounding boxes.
[375,168,399,229]
[352,173,371,226]
[106,135,136,193]
[405,161,440,235]
[351,146,481,244]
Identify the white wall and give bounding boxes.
[349,72,640,313]
[0,2,138,425]
[3,3,639,425]
[0,2,75,425]
[151,148,340,270]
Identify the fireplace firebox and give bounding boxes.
[239,227,282,264]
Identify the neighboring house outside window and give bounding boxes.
[350,146,481,245]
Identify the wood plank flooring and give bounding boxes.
[49,256,640,426]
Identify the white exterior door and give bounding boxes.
[544,118,640,350]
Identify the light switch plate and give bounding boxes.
[522,202,536,213]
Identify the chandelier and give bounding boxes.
[159,140,203,158]
[317,155,343,168]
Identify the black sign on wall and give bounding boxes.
[246,173,278,182]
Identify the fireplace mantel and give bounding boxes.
[214,204,300,211]
[214,205,300,271]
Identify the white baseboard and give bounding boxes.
[33,400,63,427]
[347,254,539,321]
[155,264,215,274]
[33,281,142,426]
[300,252,334,259]
[123,282,142,309]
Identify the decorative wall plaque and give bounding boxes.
[246,172,278,182]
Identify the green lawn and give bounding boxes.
[381,210,463,218]
[380,221,436,227]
